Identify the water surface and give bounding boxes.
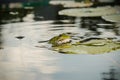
[0,16,120,80]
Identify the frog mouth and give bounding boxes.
[57,39,71,45]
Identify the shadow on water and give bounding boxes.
[0,5,66,24]
[0,25,3,49]
[101,67,119,80]
[79,17,120,36]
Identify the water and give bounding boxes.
[0,7,120,80]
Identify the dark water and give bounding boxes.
[0,4,120,80]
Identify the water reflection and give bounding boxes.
[0,19,120,80]
[0,47,60,80]
[102,67,119,80]
[0,2,120,80]
[0,26,3,49]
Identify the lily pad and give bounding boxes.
[49,1,93,8]
[59,6,118,17]
[102,14,120,23]
[48,33,120,54]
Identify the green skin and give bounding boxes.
[48,33,120,54]
[48,33,71,47]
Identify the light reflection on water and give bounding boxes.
[0,19,120,80]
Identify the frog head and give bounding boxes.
[49,33,71,46]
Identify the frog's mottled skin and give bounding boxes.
[48,33,120,54]
[48,33,71,46]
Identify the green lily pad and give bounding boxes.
[48,33,120,54]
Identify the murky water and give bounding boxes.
[0,8,120,80]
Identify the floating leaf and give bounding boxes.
[48,33,120,54]
[59,6,117,17]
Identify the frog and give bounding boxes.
[48,33,120,54]
[48,33,71,47]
